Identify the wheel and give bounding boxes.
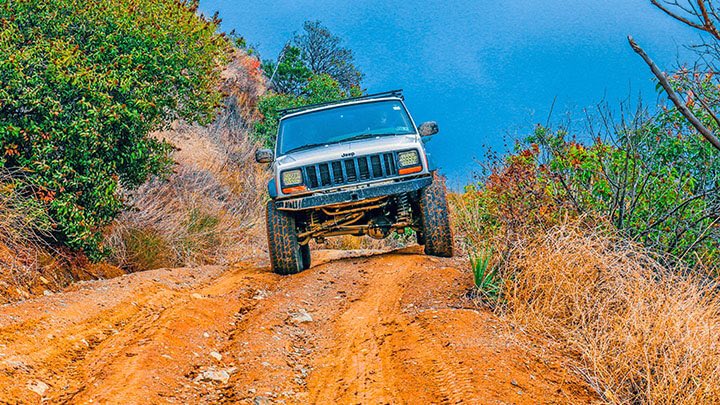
[418,172,453,257]
[300,243,311,270]
[266,201,304,275]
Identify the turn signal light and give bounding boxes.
[399,166,422,175]
[282,185,307,194]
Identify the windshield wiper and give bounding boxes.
[284,142,331,154]
[342,133,395,142]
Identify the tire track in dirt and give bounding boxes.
[0,264,277,403]
[307,253,478,403]
[0,247,597,404]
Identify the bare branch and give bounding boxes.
[651,0,706,31]
[698,0,720,39]
[697,95,720,128]
[628,36,720,151]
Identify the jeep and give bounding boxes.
[255,90,452,274]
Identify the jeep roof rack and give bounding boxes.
[277,89,404,117]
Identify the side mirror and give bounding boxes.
[418,121,439,137]
[255,149,274,163]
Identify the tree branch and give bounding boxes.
[698,0,720,39]
[698,95,720,129]
[651,0,706,31]
[628,35,720,151]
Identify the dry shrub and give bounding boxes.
[0,170,52,295]
[0,170,126,302]
[0,170,51,252]
[106,136,268,269]
[105,50,270,270]
[451,146,720,403]
[504,225,720,404]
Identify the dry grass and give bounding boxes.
[104,50,269,270]
[0,170,53,297]
[451,179,720,403]
[0,170,125,302]
[106,123,268,269]
[0,170,51,252]
[499,225,720,404]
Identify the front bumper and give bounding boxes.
[275,176,432,211]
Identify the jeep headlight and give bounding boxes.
[397,150,420,167]
[281,169,303,186]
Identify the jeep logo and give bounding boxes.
[342,152,355,158]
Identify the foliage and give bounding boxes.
[0,0,230,258]
[530,114,718,266]
[264,20,363,95]
[470,249,500,302]
[294,20,363,92]
[262,46,312,95]
[455,103,718,272]
[254,74,362,147]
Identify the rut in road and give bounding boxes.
[0,247,596,404]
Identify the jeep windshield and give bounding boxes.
[277,100,416,155]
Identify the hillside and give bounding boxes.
[1,1,719,403]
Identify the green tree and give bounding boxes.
[0,0,230,258]
[264,20,363,95]
[262,46,312,96]
[295,21,363,92]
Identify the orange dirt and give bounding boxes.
[0,246,597,404]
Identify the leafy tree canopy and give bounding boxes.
[0,0,231,258]
[262,46,312,96]
[264,20,363,95]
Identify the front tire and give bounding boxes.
[418,173,453,257]
[266,201,304,275]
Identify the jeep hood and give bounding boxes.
[275,134,421,169]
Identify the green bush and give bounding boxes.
[456,110,719,272]
[525,112,719,267]
[0,0,230,258]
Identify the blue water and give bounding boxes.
[200,1,701,185]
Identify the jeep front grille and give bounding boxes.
[302,152,398,190]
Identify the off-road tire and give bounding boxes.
[266,201,304,275]
[418,173,453,257]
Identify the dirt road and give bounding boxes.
[0,247,595,404]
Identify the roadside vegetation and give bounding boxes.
[0,6,373,300]
[104,49,269,270]
[0,0,230,258]
[0,0,236,299]
[452,1,720,402]
[1,1,719,403]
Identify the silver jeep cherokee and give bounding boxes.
[255,90,452,274]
